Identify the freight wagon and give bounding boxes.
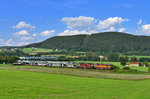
[94,64,112,70]
[78,63,94,69]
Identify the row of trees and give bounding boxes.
[57,52,150,62]
[0,49,30,56]
[58,53,99,61]
[0,56,19,64]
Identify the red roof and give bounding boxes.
[129,62,140,64]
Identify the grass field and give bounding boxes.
[22,48,53,53]
[128,55,150,58]
[1,68,150,99]
[41,54,66,57]
[1,64,150,80]
[75,51,86,54]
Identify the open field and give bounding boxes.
[75,51,87,54]
[128,55,150,59]
[22,48,53,53]
[41,54,66,57]
[1,64,150,80]
[1,68,150,99]
[75,61,149,71]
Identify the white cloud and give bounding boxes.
[96,17,128,30]
[105,27,116,32]
[118,28,126,32]
[6,39,14,46]
[138,19,142,25]
[41,30,55,36]
[13,21,35,29]
[14,30,30,36]
[32,33,37,37]
[60,16,128,36]
[20,36,33,41]
[58,30,90,36]
[16,42,30,46]
[141,24,150,34]
[61,16,96,30]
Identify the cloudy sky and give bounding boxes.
[0,0,150,46]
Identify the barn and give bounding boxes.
[125,62,141,67]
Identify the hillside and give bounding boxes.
[25,32,150,52]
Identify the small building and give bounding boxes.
[98,55,108,61]
[126,62,141,67]
[98,55,105,59]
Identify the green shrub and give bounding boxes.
[143,61,149,67]
[148,67,150,72]
[111,65,119,70]
[123,67,130,70]
[133,69,138,71]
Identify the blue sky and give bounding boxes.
[0,0,150,46]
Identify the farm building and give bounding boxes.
[98,55,105,59]
[98,55,108,61]
[125,62,141,67]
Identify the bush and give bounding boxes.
[143,61,149,67]
[0,56,19,64]
[111,65,119,70]
[120,57,127,66]
[123,67,130,70]
[133,69,138,71]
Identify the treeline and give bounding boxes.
[0,49,30,56]
[0,56,19,64]
[58,53,100,61]
[57,52,150,62]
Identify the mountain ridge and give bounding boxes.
[23,32,150,52]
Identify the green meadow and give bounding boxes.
[128,55,150,59]
[22,48,53,53]
[1,68,150,99]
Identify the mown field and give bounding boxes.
[22,48,53,53]
[1,67,150,99]
[1,64,150,80]
[128,55,150,59]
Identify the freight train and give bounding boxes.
[78,63,112,70]
[13,60,112,70]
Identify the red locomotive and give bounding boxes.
[78,63,94,69]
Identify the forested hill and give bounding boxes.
[24,32,150,52]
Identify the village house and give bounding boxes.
[125,62,141,67]
[98,55,108,61]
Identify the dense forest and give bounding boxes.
[24,32,150,54]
